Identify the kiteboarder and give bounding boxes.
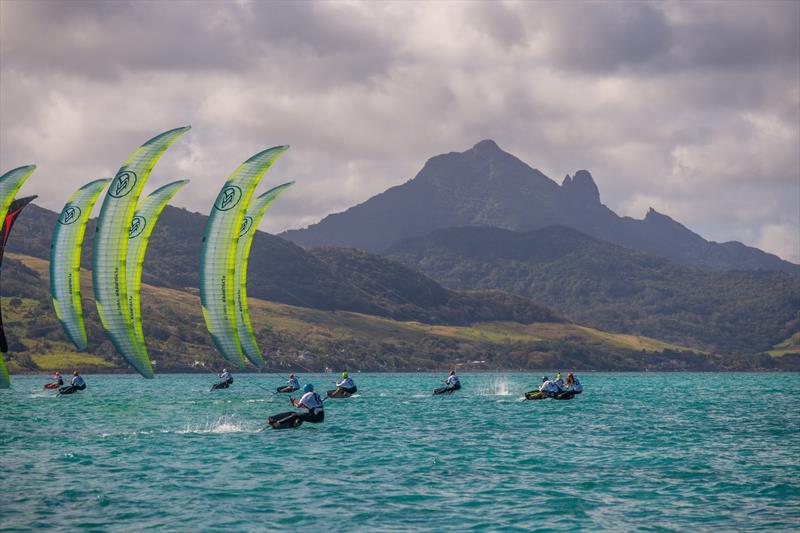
[211,369,233,390]
[277,373,300,393]
[329,371,357,398]
[564,372,582,394]
[268,383,324,429]
[434,370,461,395]
[44,371,63,389]
[553,373,565,392]
[58,371,86,395]
[525,376,558,400]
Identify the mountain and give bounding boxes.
[384,225,800,354]
[282,140,798,274]
[4,203,796,371]
[8,203,558,326]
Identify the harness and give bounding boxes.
[309,393,324,414]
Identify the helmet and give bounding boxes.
[556,373,562,379]
[303,383,314,393]
[289,373,295,378]
[568,372,574,379]
[54,371,61,376]
[342,371,348,378]
[542,376,549,382]
[222,369,227,373]
[73,371,79,376]
[449,370,455,375]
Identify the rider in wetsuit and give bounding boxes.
[59,371,86,395]
[291,384,325,423]
[278,373,300,393]
[46,371,64,389]
[434,369,462,395]
[212,369,233,390]
[269,384,325,428]
[563,372,583,394]
[334,372,357,395]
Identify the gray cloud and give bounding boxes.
[0,0,798,262]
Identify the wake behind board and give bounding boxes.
[268,411,302,430]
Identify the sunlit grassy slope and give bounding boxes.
[767,332,800,357]
[4,253,718,373]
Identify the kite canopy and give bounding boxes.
[51,178,111,351]
[0,165,36,389]
[234,181,294,367]
[126,180,189,362]
[200,146,289,367]
[92,126,190,378]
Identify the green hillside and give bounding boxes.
[385,226,800,354]
[5,253,777,374]
[769,333,800,357]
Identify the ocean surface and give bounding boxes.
[2,373,798,531]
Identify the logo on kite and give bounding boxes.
[239,216,253,237]
[109,170,138,198]
[129,215,147,239]
[214,185,242,211]
[58,205,82,225]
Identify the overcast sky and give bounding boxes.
[1,0,798,262]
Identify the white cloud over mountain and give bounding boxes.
[1,0,797,261]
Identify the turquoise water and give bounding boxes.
[2,373,799,531]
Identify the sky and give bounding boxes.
[1,0,798,262]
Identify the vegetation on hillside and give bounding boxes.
[385,226,800,354]
[9,204,560,326]
[6,253,792,373]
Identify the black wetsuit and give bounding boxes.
[297,408,325,423]
[212,378,233,390]
[59,383,86,395]
[554,390,575,400]
[434,382,461,395]
[269,393,325,428]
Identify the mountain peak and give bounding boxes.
[645,207,671,222]
[471,139,502,152]
[561,169,600,204]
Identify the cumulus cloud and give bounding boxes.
[0,0,797,261]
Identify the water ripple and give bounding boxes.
[1,373,798,531]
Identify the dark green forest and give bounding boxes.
[386,226,800,354]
